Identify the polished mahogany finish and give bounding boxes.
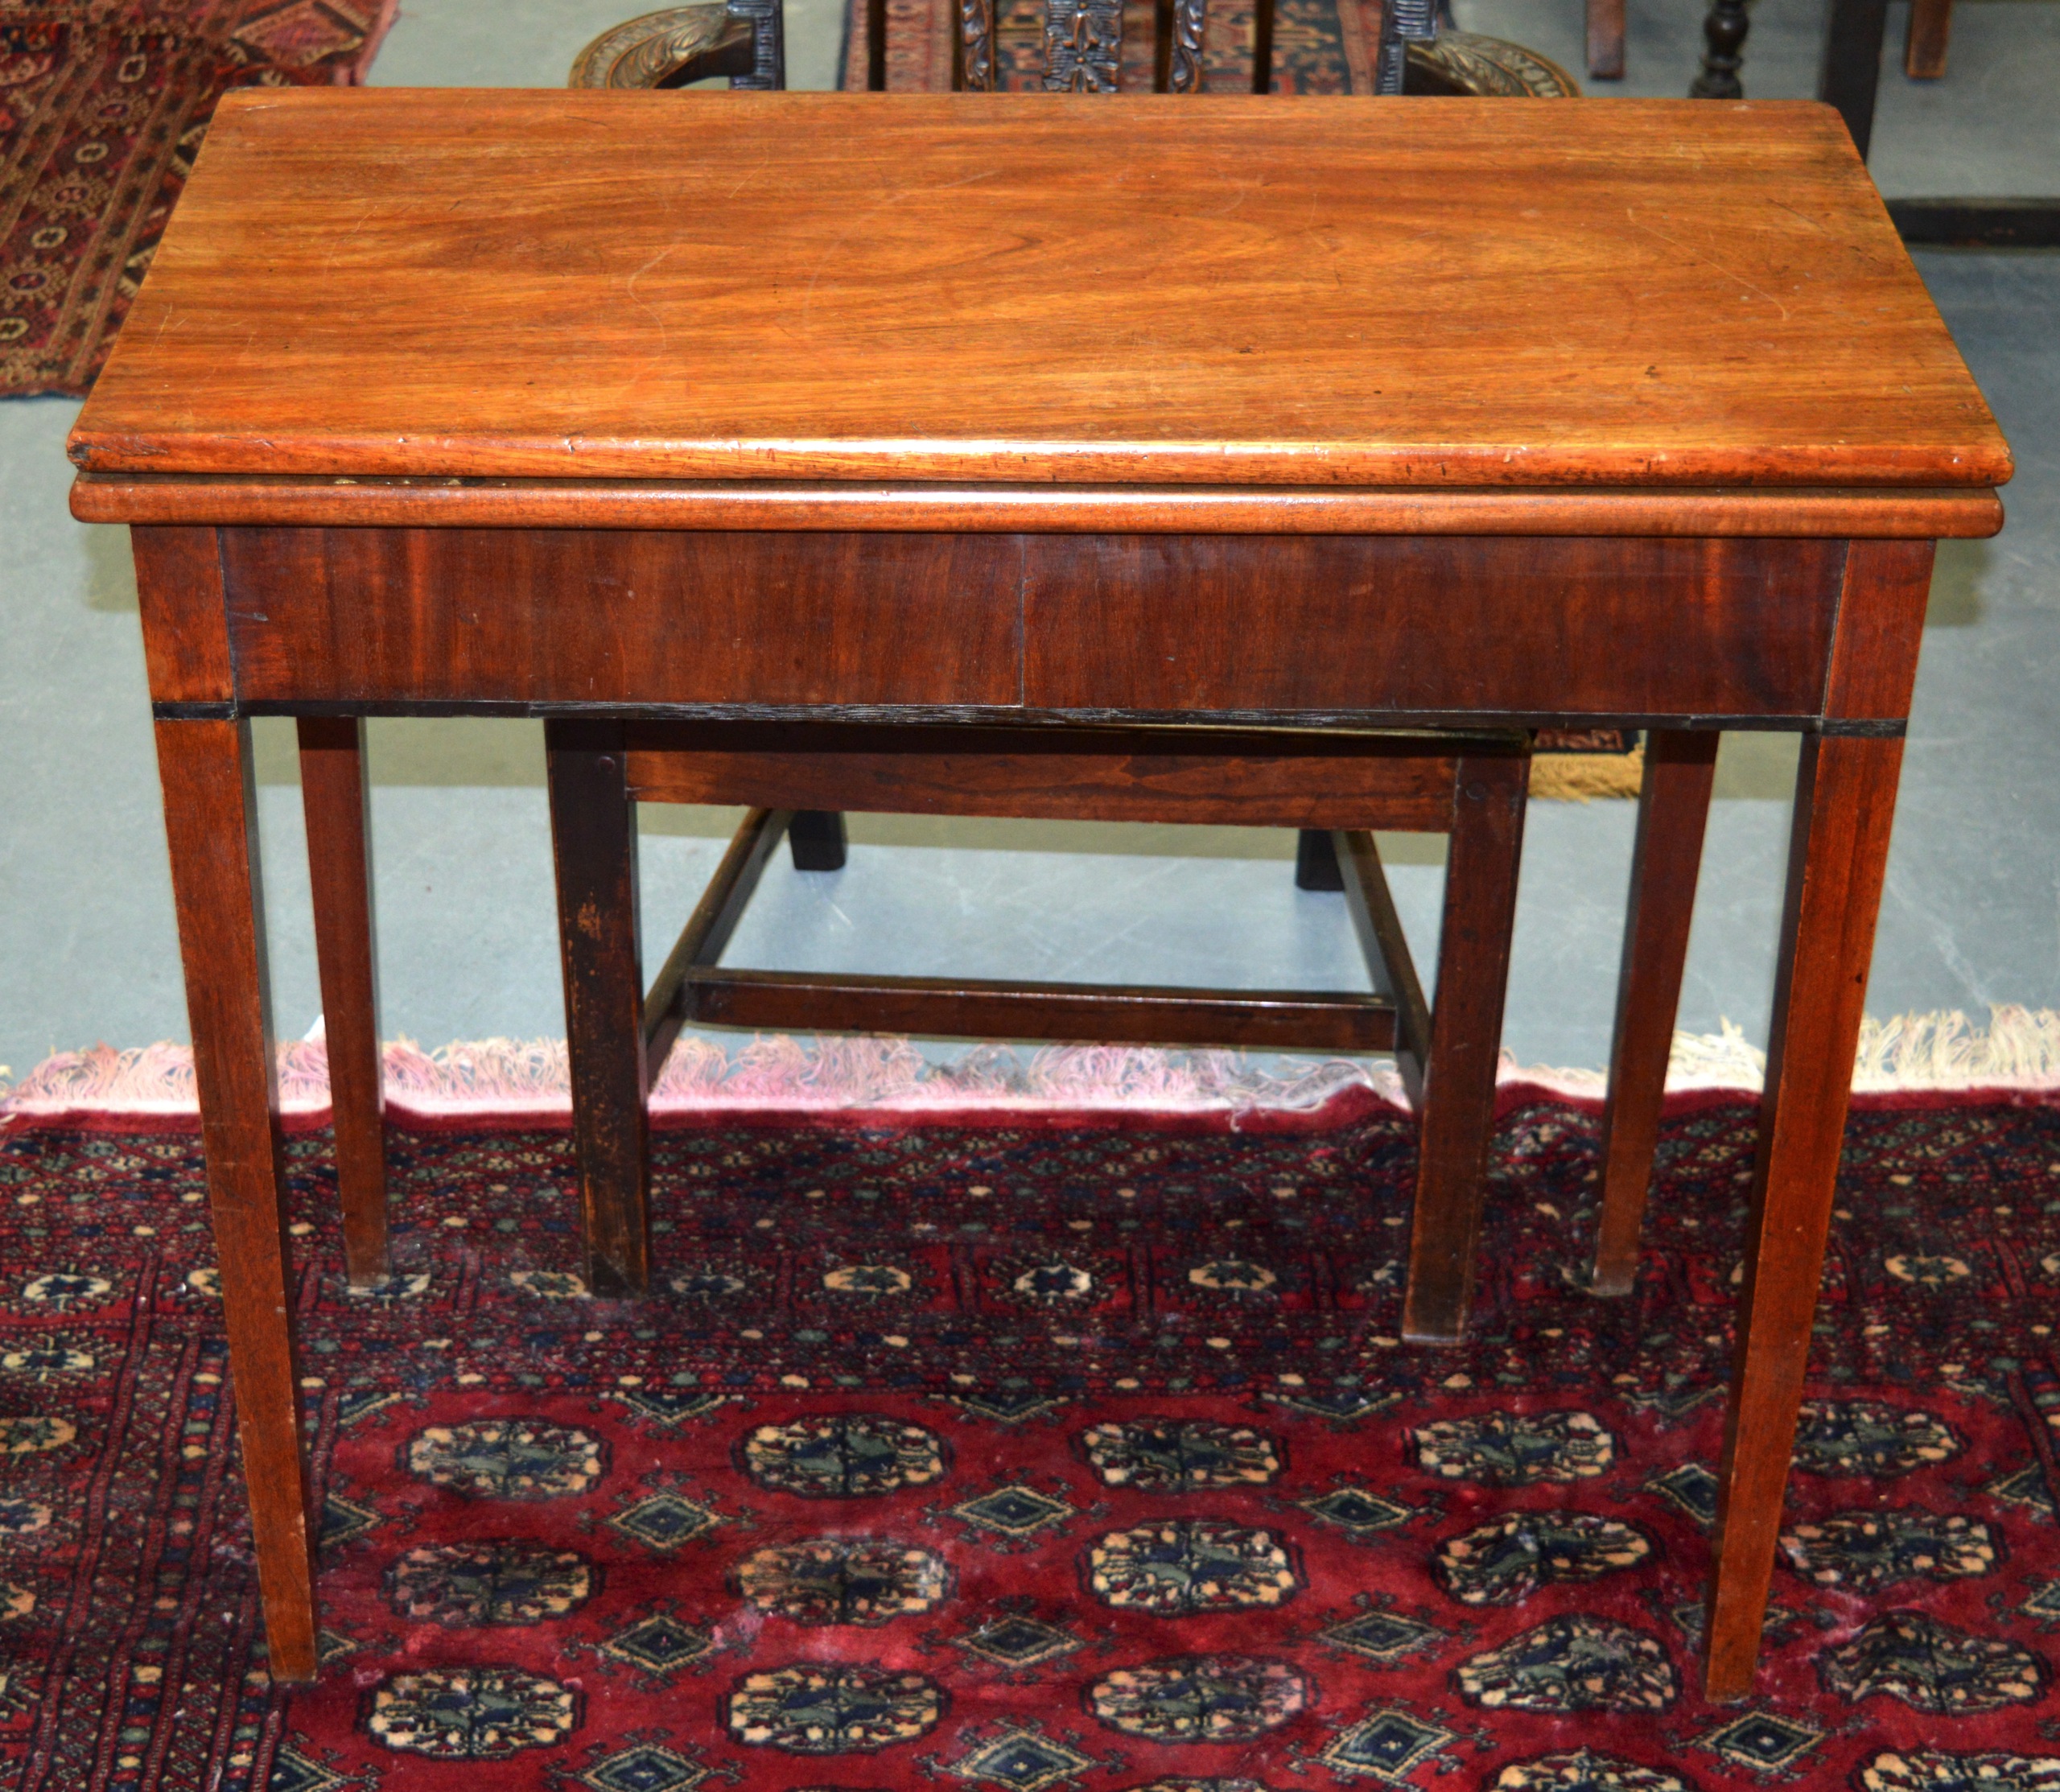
[296,717,388,1288]
[73,93,2006,493]
[73,474,2004,538]
[546,720,653,1298]
[74,90,2006,1704]
[624,722,1465,830]
[149,716,318,1685]
[1592,729,1720,1297]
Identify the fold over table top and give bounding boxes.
[69,90,2008,499]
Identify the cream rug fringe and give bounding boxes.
[7,1007,2060,1120]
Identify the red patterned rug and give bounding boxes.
[0,0,393,398]
[2,1090,2060,1792]
[840,0,1380,93]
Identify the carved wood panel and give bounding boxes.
[1041,0,1124,89]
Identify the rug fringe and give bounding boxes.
[10,1006,2060,1120]
[1530,745,1645,801]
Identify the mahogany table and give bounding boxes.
[67,89,2008,1698]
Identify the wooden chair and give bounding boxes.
[545,0,1584,1353]
[571,0,1577,96]
[570,0,783,89]
[548,721,1531,1348]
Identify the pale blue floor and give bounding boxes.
[1,0,2055,1083]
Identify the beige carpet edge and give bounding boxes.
[6,1006,2060,1119]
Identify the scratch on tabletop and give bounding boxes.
[1765,197,1831,237]
[1623,208,1791,322]
[623,245,680,358]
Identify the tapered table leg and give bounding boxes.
[1402,748,1527,1345]
[298,717,388,1289]
[1592,730,1720,1296]
[546,718,651,1297]
[154,717,319,1684]
[1704,731,1905,1699]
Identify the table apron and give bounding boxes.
[211,526,1850,722]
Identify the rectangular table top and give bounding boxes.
[69,89,2008,492]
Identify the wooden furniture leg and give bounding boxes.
[789,809,848,871]
[1402,748,1527,1344]
[1690,0,1749,95]
[1904,0,1950,76]
[154,717,319,1683]
[1296,828,1345,892]
[297,717,388,1289]
[1704,731,1906,1698]
[1586,0,1625,78]
[1820,0,1890,157]
[1592,729,1719,1296]
[546,718,652,1298]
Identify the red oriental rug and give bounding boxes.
[2,1090,2060,1792]
[840,0,1381,93]
[0,0,393,398]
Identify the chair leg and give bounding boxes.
[1704,733,1904,1698]
[297,717,389,1290]
[154,718,319,1683]
[1586,0,1625,77]
[789,809,848,871]
[1336,830,1429,1107]
[1592,730,1719,1296]
[546,719,651,1298]
[1903,0,1950,76]
[1402,749,1528,1345]
[1295,828,1345,892]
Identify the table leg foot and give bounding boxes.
[1703,731,1905,1699]
[547,719,652,1299]
[155,717,319,1684]
[1592,730,1718,1297]
[1402,748,1526,1345]
[299,716,389,1291]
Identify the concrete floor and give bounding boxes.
[2,0,2055,1085]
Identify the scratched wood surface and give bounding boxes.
[69,90,2008,491]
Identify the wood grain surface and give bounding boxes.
[623,721,1466,828]
[69,90,2008,491]
[71,476,2008,538]
[212,526,1847,722]
[150,717,319,1683]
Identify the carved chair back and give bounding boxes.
[858,0,1280,93]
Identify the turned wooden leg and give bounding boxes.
[1586,0,1625,78]
[1592,730,1720,1296]
[546,718,651,1298]
[1704,731,1905,1698]
[155,718,319,1683]
[297,716,388,1289]
[1690,0,1749,96]
[1402,748,1527,1345]
[1903,0,1950,76]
